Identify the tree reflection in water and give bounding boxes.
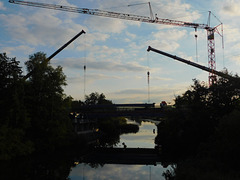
[0,152,74,180]
[0,120,175,180]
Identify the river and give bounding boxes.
[68,120,172,180]
[0,120,172,180]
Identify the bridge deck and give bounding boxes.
[80,103,155,109]
[81,147,162,165]
[83,108,164,118]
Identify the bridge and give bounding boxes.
[77,103,165,119]
[78,147,167,166]
[70,103,166,136]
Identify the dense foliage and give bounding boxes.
[0,52,73,160]
[71,92,139,147]
[0,53,33,160]
[84,92,112,105]
[156,77,240,179]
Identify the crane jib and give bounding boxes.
[9,0,223,84]
[9,0,209,29]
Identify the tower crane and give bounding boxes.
[9,0,223,85]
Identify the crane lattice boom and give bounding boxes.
[9,0,223,85]
[9,0,209,29]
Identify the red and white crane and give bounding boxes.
[9,0,223,85]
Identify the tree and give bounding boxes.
[156,77,240,179]
[84,92,112,105]
[24,52,73,152]
[0,53,33,160]
[0,53,24,127]
[156,77,240,157]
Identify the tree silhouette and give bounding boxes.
[24,52,73,152]
[84,92,112,105]
[0,53,33,160]
[157,77,240,179]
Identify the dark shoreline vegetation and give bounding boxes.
[2,52,240,179]
[0,52,139,160]
[156,77,240,179]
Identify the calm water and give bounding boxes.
[68,120,171,180]
[116,120,159,148]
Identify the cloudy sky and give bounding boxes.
[1,0,240,104]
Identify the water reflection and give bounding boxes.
[0,120,172,180]
[68,120,172,180]
[70,164,168,180]
[117,121,156,148]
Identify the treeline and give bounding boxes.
[156,77,240,179]
[0,52,138,160]
[71,92,139,147]
[0,52,74,160]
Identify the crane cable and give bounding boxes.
[221,24,225,68]
[147,52,150,103]
[195,28,198,62]
[83,34,87,97]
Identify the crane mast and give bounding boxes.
[9,0,223,85]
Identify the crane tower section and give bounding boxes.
[207,29,216,85]
[9,0,223,85]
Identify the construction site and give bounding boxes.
[8,0,232,105]
[2,1,240,180]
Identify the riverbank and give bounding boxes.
[0,120,166,180]
[155,78,240,179]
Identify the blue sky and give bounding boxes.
[1,0,240,104]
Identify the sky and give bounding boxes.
[1,0,240,105]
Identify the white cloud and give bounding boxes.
[150,0,201,22]
[0,10,87,47]
[1,45,35,55]
[76,33,110,51]
[126,32,136,39]
[83,45,126,62]
[231,55,240,65]
[146,39,180,52]
[85,16,127,33]
[223,24,240,44]
[153,29,187,41]
[222,2,240,16]
[57,57,146,72]
[108,81,191,104]
[0,14,28,37]
[152,76,173,81]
